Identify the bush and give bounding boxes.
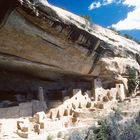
[80,24,86,28]
[70,130,86,140]
[108,27,140,44]
[124,34,133,40]
[47,135,54,140]
[95,120,109,140]
[85,111,140,140]
[81,15,92,23]
[57,131,64,138]
[108,27,121,34]
[127,68,137,96]
[132,123,140,136]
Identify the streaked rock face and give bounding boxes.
[0,0,140,92]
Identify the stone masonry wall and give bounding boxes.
[0,100,47,119]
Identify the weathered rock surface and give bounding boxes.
[0,0,140,91]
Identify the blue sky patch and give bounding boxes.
[48,0,140,41]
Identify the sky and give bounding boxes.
[48,0,140,41]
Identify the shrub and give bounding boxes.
[124,34,133,40]
[95,120,109,140]
[127,68,137,96]
[132,123,140,136]
[81,15,92,23]
[108,27,121,34]
[70,130,86,140]
[80,24,86,28]
[57,131,64,138]
[47,135,54,140]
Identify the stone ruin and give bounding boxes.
[94,77,126,102]
[0,76,135,139]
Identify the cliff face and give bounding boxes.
[1,1,140,139]
[0,0,140,90]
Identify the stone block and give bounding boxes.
[29,117,34,122]
[72,117,77,123]
[71,98,85,109]
[39,122,44,129]
[63,109,69,116]
[33,111,46,123]
[63,90,91,110]
[70,109,74,115]
[17,121,24,130]
[78,102,82,108]
[49,109,58,119]
[116,84,125,101]
[110,88,117,100]
[21,125,28,132]
[34,124,40,134]
[17,120,29,132]
[19,102,32,117]
[103,96,109,102]
[94,78,102,89]
[94,102,104,109]
[38,87,45,101]
[73,109,97,119]
[72,103,77,109]
[17,129,28,138]
[107,92,113,101]
[73,111,79,118]
[56,110,62,118]
[86,102,91,108]
[33,114,39,123]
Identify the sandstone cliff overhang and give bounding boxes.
[0,0,140,84]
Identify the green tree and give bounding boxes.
[94,120,109,140]
[124,34,133,40]
[81,15,92,23]
[128,68,137,96]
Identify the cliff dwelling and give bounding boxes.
[0,0,140,140]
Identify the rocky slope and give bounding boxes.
[0,0,140,92]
